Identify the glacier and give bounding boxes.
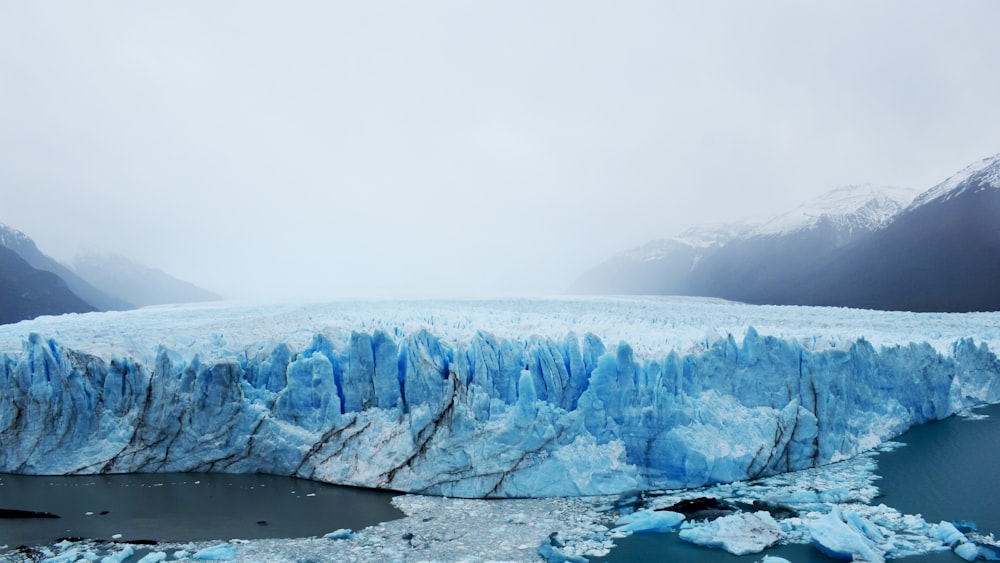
[1,297,999,499]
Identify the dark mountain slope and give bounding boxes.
[0,245,95,324]
[0,224,132,311]
[687,217,879,305]
[805,183,1000,312]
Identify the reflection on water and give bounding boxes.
[0,472,402,547]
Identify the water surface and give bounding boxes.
[0,472,401,547]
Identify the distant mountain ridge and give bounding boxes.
[0,223,221,324]
[72,251,221,308]
[0,223,131,311]
[751,183,918,238]
[572,153,1000,313]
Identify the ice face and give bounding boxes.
[1,298,999,498]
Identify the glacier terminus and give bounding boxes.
[2,297,998,501]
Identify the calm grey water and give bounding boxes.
[595,403,1000,562]
[0,472,402,547]
[876,403,1000,535]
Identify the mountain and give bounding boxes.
[573,153,1000,312]
[71,252,221,307]
[569,222,759,295]
[571,184,918,299]
[751,183,919,238]
[0,244,95,324]
[687,184,919,305]
[802,154,1000,312]
[0,224,132,311]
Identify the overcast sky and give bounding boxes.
[2,1,999,300]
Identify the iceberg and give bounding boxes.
[809,507,888,562]
[678,511,783,555]
[1,298,998,498]
[612,509,685,533]
[191,543,237,561]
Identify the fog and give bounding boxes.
[2,1,999,300]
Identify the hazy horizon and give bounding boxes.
[3,1,1000,300]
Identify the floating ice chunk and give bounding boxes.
[99,546,134,563]
[678,511,783,555]
[136,552,168,563]
[323,529,354,540]
[933,521,967,547]
[39,547,83,563]
[192,543,237,560]
[809,507,885,562]
[760,557,792,563]
[954,542,980,561]
[818,487,854,503]
[613,509,685,533]
[537,532,588,563]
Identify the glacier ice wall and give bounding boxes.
[2,326,999,498]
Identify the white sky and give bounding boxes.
[2,1,999,300]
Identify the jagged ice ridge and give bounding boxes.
[1,298,998,498]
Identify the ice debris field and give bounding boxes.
[2,296,1000,561]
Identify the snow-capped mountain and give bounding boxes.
[72,251,220,307]
[907,152,1000,209]
[751,184,918,238]
[573,153,1000,312]
[805,152,1000,312]
[622,221,758,262]
[0,223,132,312]
[571,184,915,298]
